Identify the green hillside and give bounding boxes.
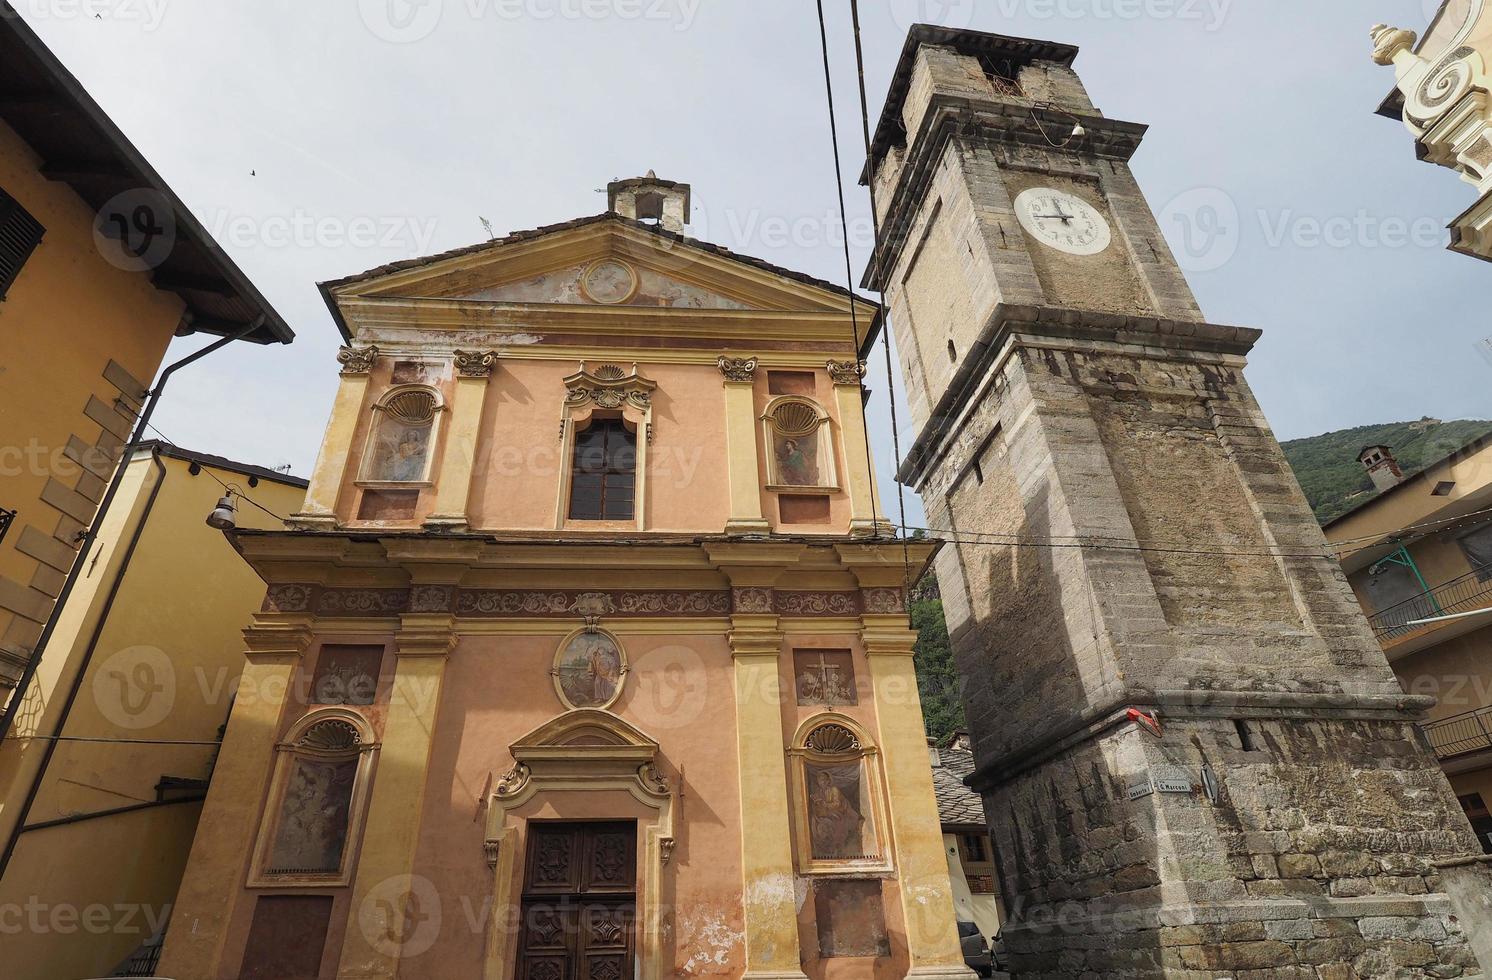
[1280,418,1492,524]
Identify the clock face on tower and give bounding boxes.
[1013,188,1112,256]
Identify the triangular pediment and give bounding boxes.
[323,214,869,316]
[511,708,659,756]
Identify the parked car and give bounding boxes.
[956,919,993,977]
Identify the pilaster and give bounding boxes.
[828,359,894,537]
[718,355,771,535]
[859,600,974,979]
[156,617,313,980]
[290,346,376,529]
[424,350,498,531]
[719,549,808,979]
[336,613,454,979]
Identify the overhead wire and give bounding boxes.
[812,0,885,538]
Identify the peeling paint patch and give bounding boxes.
[675,907,743,976]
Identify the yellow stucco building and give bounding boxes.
[1325,436,1492,853]
[0,9,297,907]
[158,175,976,980]
[0,4,292,706]
[0,443,307,979]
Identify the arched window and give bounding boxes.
[249,710,377,886]
[360,385,442,484]
[789,716,890,874]
[763,397,837,490]
[568,418,638,521]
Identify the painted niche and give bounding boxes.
[552,628,629,710]
[250,712,377,886]
[361,386,442,484]
[763,397,836,490]
[790,719,890,874]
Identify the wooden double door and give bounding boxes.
[516,821,637,980]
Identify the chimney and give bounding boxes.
[608,171,691,235]
[1359,445,1405,492]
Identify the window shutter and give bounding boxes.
[0,186,45,301]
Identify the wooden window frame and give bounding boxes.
[567,418,639,522]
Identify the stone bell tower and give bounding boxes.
[865,26,1492,976]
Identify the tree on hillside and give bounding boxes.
[910,571,965,741]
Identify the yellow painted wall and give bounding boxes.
[0,117,183,678]
[0,448,304,980]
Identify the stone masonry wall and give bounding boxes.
[987,717,1481,978]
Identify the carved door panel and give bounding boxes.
[517,822,636,980]
[578,904,633,980]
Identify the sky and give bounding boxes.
[13,0,1488,527]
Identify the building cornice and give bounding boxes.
[897,303,1260,488]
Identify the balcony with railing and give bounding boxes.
[1368,564,1492,642]
[1423,705,1492,761]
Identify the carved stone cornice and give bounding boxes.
[1372,10,1492,212]
[394,615,458,658]
[453,349,500,378]
[564,362,656,410]
[337,345,379,375]
[726,628,785,659]
[826,359,866,386]
[241,619,315,662]
[716,355,759,383]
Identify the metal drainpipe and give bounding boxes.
[0,322,258,746]
[0,445,167,879]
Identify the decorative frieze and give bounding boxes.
[408,585,455,614]
[775,591,862,617]
[336,345,379,375]
[716,355,759,383]
[730,587,775,615]
[316,589,411,616]
[263,585,896,619]
[263,584,314,614]
[862,587,907,615]
[453,349,500,378]
[458,589,730,618]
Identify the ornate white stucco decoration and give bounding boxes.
[1372,7,1492,259]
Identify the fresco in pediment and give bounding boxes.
[459,259,750,310]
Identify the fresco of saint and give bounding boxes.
[267,757,357,873]
[806,762,868,860]
[774,433,820,486]
[368,421,430,483]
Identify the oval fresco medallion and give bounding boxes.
[552,629,628,710]
[579,259,639,305]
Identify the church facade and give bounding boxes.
[157,177,975,979]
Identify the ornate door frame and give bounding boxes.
[482,709,675,980]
